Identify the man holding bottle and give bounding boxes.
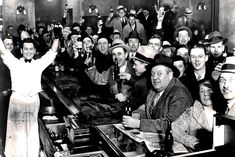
[122,54,193,133]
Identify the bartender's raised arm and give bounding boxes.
[51,38,59,53]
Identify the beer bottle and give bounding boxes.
[164,121,174,156]
[114,58,120,81]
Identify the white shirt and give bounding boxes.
[194,71,205,81]
[119,61,127,73]
[2,50,57,96]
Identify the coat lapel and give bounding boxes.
[192,101,211,131]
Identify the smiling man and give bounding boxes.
[85,39,135,102]
[181,44,213,101]
[218,56,235,116]
[0,38,59,157]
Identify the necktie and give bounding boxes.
[24,59,32,63]
[150,93,160,112]
[121,18,126,28]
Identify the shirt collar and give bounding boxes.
[227,99,235,109]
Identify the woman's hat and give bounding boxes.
[151,54,180,77]
[108,39,130,54]
[134,46,156,64]
[203,31,228,45]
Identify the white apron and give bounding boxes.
[5,92,40,157]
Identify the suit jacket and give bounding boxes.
[86,61,135,98]
[105,16,128,37]
[181,64,214,101]
[172,100,213,149]
[133,77,193,133]
[123,21,147,44]
[126,72,150,111]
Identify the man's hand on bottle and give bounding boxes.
[115,93,127,102]
[122,115,140,129]
[119,72,131,80]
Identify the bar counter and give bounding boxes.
[39,66,231,157]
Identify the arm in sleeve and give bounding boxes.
[85,66,109,85]
[172,106,199,149]
[105,17,114,28]
[139,88,193,133]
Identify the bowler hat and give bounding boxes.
[203,31,228,45]
[109,39,130,54]
[174,26,192,41]
[212,56,235,80]
[134,46,156,64]
[151,54,180,77]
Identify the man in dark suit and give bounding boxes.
[123,54,193,133]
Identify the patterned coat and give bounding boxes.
[172,100,214,149]
[133,77,193,133]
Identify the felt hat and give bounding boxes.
[184,8,193,16]
[151,54,180,77]
[212,56,235,80]
[67,30,80,40]
[162,41,176,52]
[203,31,228,45]
[109,39,130,53]
[125,30,142,43]
[116,5,125,11]
[134,46,156,64]
[110,29,121,40]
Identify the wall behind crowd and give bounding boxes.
[0,0,224,42]
[219,0,235,52]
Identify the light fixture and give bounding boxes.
[16,5,26,15]
[197,2,206,10]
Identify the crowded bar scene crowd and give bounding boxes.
[0,0,235,156]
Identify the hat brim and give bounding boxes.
[174,26,192,41]
[108,43,130,54]
[150,62,180,78]
[203,38,228,45]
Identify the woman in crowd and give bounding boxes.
[172,80,217,151]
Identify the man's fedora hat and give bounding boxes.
[212,56,235,80]
[109,39,130,53]
[67,30,80,40]
[174,26,192,41]
[203,31,228,45]
[162,41,176,52]
[151,54,180,77]
[134,46,156,64]
[184,8,193,16]
[110,29,121,40]
[125,30,143,43]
